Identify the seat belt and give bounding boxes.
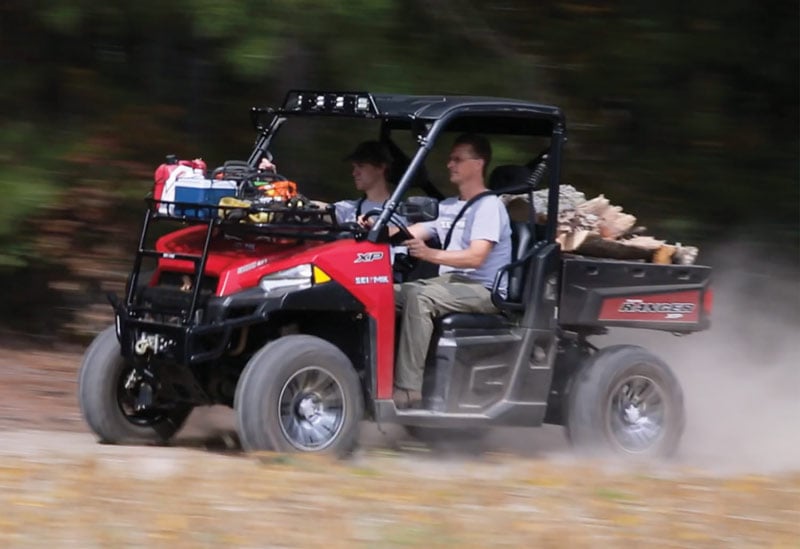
[355,197,366,218]
[442,191,494,250]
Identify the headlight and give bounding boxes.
[258,264,330,294]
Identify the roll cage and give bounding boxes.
[247,90,568,242]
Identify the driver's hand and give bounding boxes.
[357,215,374,228]
[404,237,432,261]
[357,216,401,236]
[258,158,276,171]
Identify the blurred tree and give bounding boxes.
[474,0,799,246]
[0,0,796,331]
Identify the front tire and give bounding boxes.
[234,335,364,457]
[565,345,685,458]
[78,326,192,444]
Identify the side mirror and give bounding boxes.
[397,196,439,224]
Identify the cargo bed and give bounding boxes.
[558,256,712,333]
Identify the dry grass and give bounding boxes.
[0,344,798,548]
[0,443,797,548]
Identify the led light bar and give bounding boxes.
[281,91,376,116]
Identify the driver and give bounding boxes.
[389,133,512,409]
[259,140,396,224]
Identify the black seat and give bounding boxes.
[506,221,531,302]
[488,164,532,192]
[488,165,538,305]
[509,221,531,263]
[488,164,534,262]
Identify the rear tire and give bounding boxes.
[235,335,363,457]
[565,345,685,458]
[78,326,192,444]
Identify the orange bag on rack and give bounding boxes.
[253,180,298,202]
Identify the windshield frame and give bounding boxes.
[246,103,567,244]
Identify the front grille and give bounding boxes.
[134,272,219,319]
[157,272,219,294]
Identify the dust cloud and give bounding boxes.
[600,246,800,474]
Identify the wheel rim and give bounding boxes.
[278,366,346,451]
[116,366,168,426]
[606,374,667,453]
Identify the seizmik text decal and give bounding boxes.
[355,276,390,285]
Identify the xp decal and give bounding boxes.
[354,251,384,263]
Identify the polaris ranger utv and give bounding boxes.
[78,91,712,458]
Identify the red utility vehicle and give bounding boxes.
[78,91,712,457]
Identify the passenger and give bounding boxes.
[334,141,395,224]
[259,140,395,224]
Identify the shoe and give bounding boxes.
[393,387,423,410]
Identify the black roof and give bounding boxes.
[270,91,565,137]
[370,94,564,123]
[374,94,565,137]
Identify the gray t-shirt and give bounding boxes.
[334,197,407,227]
[420,195,512,292]
[334,198,384,224]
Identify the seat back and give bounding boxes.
[507,221,532,302]
[488,165,538,307]
[510,220,531,262]
[488,165,531,194]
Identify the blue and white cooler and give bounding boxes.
[159,168,238,218]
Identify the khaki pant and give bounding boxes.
[394,273,498,392]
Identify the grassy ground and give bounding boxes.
[0,345,798,548]
[0,434,798,548]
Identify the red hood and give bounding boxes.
[154,225,389,296]
[156,225,324,276]
[155,224,396,398]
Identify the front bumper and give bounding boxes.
[115,280,364,365]
[115,288,286,365]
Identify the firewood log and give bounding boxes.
[501,185,699,265]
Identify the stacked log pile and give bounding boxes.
[500,185,699,265]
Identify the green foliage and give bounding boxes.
[36,0,86,34]
[0,0,796,271]
[222,33,282,79]
[0,166,56,237]
[190,0,252,39]
[0,121,66,266]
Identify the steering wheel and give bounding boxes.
[361,208,413,240]
[361,208,417,277]
[212,161,255,181]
